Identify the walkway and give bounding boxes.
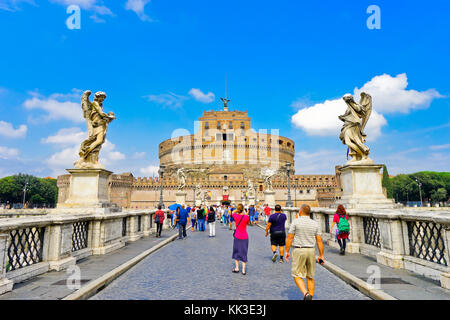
[91,223,368,300]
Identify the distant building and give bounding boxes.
[57,101,342,208]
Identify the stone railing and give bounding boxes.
[0,208,170,295]
[278,207,450,290]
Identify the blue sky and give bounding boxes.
[0,0,449,177]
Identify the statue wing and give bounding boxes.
[359,93,372,134]
[81,90,92,119]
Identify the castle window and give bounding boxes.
[205,122,209,129]
[278,140,283,145]
[240,122,245,129]
[287,142,291,147]
[229,121,233,129]
[217,122,221,129]
[224,175,228,181]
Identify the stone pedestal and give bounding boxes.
[248,196,256,206]
[176,191,187,205]
[336,164,395,209]
[0,233,13,294]
[264,190,276,207]
[57,168,120,213]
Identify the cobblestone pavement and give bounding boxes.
[92,222,369,300]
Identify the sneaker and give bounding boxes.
[279,259,284,264]
[272,253,278,263]
[304,293,313,300]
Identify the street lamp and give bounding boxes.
[415,178,423,207]
[158,164,165,209]
[285,162,293,207]
[294,177,298,207]
[22,179,29,209]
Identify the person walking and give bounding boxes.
[285,204,325,300]
[265,204,287,263]
[191,206,197,232]
[207,206,216,237]
[264,205,271,223]
[197,205,206,232]
[175,204,190,240]
[231,204,250,275]
[154,205,165,238]
[330,204,350,255]
[248,205,256,226]
[229,204,235,230]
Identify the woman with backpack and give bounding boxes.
[207,206,216,237]
[191,206,197,232]
[330,205,350,255]
[231,204,250,275]
[154,205,165,238]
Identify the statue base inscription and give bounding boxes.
[175,191,187,205]
[264,190,276,207]
[57,168,119,213]
[336,164,395,209]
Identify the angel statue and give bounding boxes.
[74,90,116,169]
[176,168,187,191]
[195,184,202,200]
[247,179,255,198]
[261,167,277,191]
[338,92,373,165]
[220,97,230,110]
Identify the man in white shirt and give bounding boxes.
[285,204,325,300]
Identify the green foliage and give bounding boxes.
[431,188,447,203]
[391,171,450,203]
[382,165,393,198]
[0,173,58,207]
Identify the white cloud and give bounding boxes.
[145,92,188,109]
[41,127,85,145]
[354,73,443,114]
[132,151,146,159]
[0,121,27,138]
[291,73,442,140]
[0,0,35,12]
[50,0,113,22]
[125,0,153,21]
[23,90,84,123]
[0,146,19,159]
[43,127,125,176]
[140,164,159,176]
[430,144,450,151]
[291,97,387,140]
[188,88,215,103]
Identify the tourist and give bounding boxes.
[265,204,287,263]
[207,206,216,237]
[223,206,229,226]
[191,206,197,232]
[264,204,271,223]
[254,205,260,225]
[197,205,206,232]
[285,204,325,300]
[154,205,165,238]
[231,204,250,275]
[168,210,174,229]
[330,204,350,255]
[248,205,256,226]
[175,204,190,240]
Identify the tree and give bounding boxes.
[382,165,393,198]
[431,188,447,204]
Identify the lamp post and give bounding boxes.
[415,178,423,207]
[294,178,298,207]
[22,179,29,209]
[158,164,165,209]
[286,162,293,207]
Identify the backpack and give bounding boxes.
[337,214,350,233]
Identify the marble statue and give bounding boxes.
[247,179,255,198]
[339,92,373,164]
[176,168,187,191]
[261,167,277,191]
[195,184,202,200]
[220,97,230,110]
[74,90,115,169]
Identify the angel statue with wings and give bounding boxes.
[176,168,187,191]
[261,167,277,191]
[338,92,373,164]
[74,90,116,169]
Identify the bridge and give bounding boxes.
[0,207,449,300]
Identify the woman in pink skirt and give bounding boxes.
[231,204,250,275]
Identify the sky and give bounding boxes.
[0,0,449,178]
